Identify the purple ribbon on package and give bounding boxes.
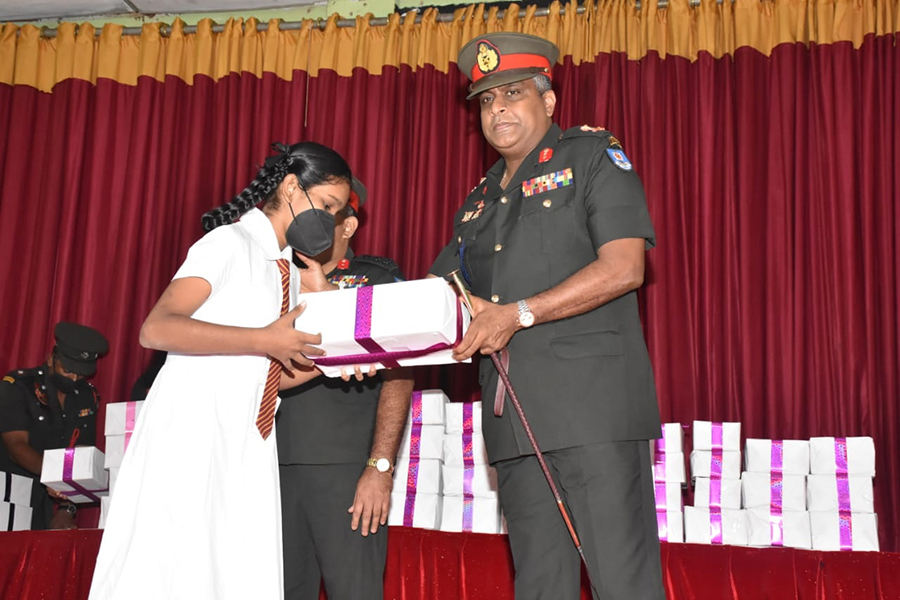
[709,507,724,544]
[652,424,671,483]
[403,392,423,527]
[462,402,475,532]
[62,448,106,503]
[769,440,784,546]
[834,437,853,550]
[656,511,671,542]
[710,422,723,450]
[315,287,464,368]
[707,425,724,544]
[124,401,137,451]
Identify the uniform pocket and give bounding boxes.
[549,330,623,359]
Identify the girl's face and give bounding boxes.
[293,180,351,216]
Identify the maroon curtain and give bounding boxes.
[0,35,897,550]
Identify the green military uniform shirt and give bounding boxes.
[430,123,661,462]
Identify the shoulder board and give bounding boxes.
[354,255,401,272]
[2,375,14,384]
[4,367,42,382]
[561,125,614,144]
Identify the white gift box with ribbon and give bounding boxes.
[744,439,809,475]
[0,501,32,531]
[810,511,879,551]
[103,434,133,469]
[1,471,33,506]
[692,421,741,451]
[442,463,499,499]
[439,495,502,534]
[40,446,108,504]
[653,423,684,454]
[746,508,811,549]
[296,278,471,378]
[104,401,144,436]
[388,491,441,530]
[806,474,875,513]
[809,437,875,476]
[690,450,742,480]
[411,390,449,426]
[653,480,684,512]
[392,457,442,495]
[741,472,806,511]
[656,509,684,543]
[445,401,482,434]
[651,451,686,483]
[684,506,749,546]
[442,431,490,466]
[694,477,742,510]
[397,424,443,461]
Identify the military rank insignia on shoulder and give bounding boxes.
[2,375,14,384]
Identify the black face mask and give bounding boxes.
[285,188,335,256]
[51,372,78,394]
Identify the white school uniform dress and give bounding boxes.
[90,208,297,600]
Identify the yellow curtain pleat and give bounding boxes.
[2,0,898,93]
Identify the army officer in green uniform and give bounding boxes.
[0,322,108,530]
[277,179,414,600]
[429,33,665,599]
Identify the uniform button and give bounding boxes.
[500,196,508,204]
[494,244,503,252]
[491,295,500,303]
[457,236,462,243]
[38,415,45,421]
[543,199,552,208]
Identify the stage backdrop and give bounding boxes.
[0,1,898,550]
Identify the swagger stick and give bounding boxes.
[447,270,591,572]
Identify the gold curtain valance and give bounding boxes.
[2,0,898,93]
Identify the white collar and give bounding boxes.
[240,207,292,261]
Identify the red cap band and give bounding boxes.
[470,53,552,83]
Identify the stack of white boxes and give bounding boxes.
[388,390,446,529]
[99,400,144,527]
[651,423,685,543]
[685,421,748,545]
[742,439,811,548]
[1,471,33,531]
[808,437,879,551]
[440,400,503,533]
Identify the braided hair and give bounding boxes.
[201,141,352,232]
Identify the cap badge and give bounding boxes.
[81,351,91,359]
[476,40,501,75]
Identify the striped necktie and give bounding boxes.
[256,258,291,439]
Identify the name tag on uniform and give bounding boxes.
[521,168,573,198]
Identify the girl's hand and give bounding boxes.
[265,302,325,368]
[295,253,337,293]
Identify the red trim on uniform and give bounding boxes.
[539,148,553,163]
[470,54,552,83]
[337,258,350,270]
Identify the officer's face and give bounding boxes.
[478,79,556,158]
[50,357,83,383]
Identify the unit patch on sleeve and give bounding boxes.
[606,148,633,171]
[521,168,574,197]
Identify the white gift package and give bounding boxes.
[809,437,876,476]
[388,491,441,529]
[445,401,482,434]
[440,496,502,534]
[693,477,742,510]
[810,511,879,551]
[692,421,741,451]
[653,481,684,512]
[0,501,32,531]
[741,472,807,511]
[392,457,442,495]
[409,390,448,426]
[744,439,810,475]
[684,506,748,546]
[442,463,499,498]
[690,450,742,480]
[296,278,471,377]
[651,452,687,483]
[40,447,108,504]
[103,434,134,469]
[806,474,875,513]
[656,510,684,543]
[104,401,144,436]
[653,423,684,454]
[442,431,490,466]
[746,508,811,549]
[1,471,33,506]
[397,424,444,460]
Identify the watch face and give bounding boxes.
[376,458,391,473]
[519,311,535,328]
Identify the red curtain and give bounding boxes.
[0,35,897,550]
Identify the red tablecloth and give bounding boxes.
[2,527,899,599]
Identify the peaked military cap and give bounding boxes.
[457,32,560,99]
[54,322,109,376]
[348,176,367,215]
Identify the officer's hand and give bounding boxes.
[339,364,378,382]
[348,467,393,536]
[49,509,78,531]
[264,302,325,368]
[46,487,69,502]
[294,253,338,293]
[453,298,519,361]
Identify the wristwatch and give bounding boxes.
[516,299,535,328]
[59,503,77,516]
[366,457,394,474]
